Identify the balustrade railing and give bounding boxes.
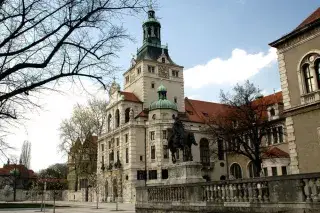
[138,173,320,204]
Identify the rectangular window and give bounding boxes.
[161,169,168,179]
[161,57,165,63]
[266,129,272,145]
[151,83,155,88]
[172,70,179,77]
[150,131,155,140]
[263,168,268,176]
[272,167,277,176]
[151,145,155,159]
[281,166,287,175]
[273,128,278,144]
[116,151,119,161]
[116,138,119,146]
[137,170,146,180]
[125,134,128,143]
[162,130,167,139]
[137,67,141,74]
[109,151,114,162]
[101,144,104,152]
[217,139,224,160]
[148,65,155,73]
[163,145,169,159]
[102,155,104,164]
[148,170,157,180]
[140,155,143,162]
[278,126,283,143]
[108,141,111,149]
[125,76,130,84]
[126,148,129,163]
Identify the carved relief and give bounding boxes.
[158,65,169,78]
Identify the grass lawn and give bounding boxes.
[0,203,70,208]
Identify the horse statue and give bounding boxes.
[167,116,198,163]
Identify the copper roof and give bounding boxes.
[120,91,141,103]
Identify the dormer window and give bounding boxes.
[162,57,165,63]
[270,108,275,116]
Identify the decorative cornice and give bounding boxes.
[284,101,320,117]
[276,27,320,53]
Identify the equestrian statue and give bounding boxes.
[167,116,198,163]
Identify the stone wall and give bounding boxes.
[136,173,320,213]
[0,189,68,202]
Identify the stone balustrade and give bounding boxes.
[136,173,320,213]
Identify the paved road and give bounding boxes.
[0,201,135,213]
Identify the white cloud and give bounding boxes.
[184,48,277,89]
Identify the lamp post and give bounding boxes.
[10,167,20,202]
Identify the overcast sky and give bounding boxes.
[4,0,320,171]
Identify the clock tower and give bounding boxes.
[123,8,185,112]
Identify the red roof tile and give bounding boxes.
[136,110,148,118]
[296,7,320,30]
[120,91,141,103]
[0,164,37,178]
[262,147,289,159]
[270,7,320,47]
[184,92,283,124]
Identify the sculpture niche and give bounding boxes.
[167,116,198,163]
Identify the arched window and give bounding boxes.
[230,163,242,179]
[303,64,315,93]
[107,114,112,131]
[154,28,158,38]
[174,97,177,104]
[115,109,120,128]
[125,108,130,123]
[200,138,210,166]
[147,27,151,36]
[248,161,258,178]
[270,108,275,116]
[315,59,320,88]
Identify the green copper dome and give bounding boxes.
[149,84,177,111]
[157,84,167,92]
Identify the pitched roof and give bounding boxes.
[296,7,320,30]
[0,164,37,178]
[269,7,320,47]
[262,147,289,159]
[119,91,141,103]
[135,109,148,118]
[184,92,283,124]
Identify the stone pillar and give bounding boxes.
[166,162,205,185]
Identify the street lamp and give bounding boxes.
[10,168,20,202]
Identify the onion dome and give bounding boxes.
[149,85,177,111]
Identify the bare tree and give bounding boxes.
[19,140,31,168]
[87,173,101,209]
[59,98,107,191]
[0,0,149,122]
[208,81,283,177]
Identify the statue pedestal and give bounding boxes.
[166,161,205,185]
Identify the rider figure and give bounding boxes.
[173,116,184,148]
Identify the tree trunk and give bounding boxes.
[96,191,99,209]
[53,193,56,213]
[254,159,262,177]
